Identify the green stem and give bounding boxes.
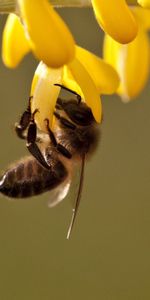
[50,0,91,7]
[0,0,138,14]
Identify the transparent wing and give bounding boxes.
[67,155,85,239]
[47,177,72,208]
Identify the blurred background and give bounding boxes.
[0,9,150,300]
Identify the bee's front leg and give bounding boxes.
[26,110,51,170]
[45,119,72,159]
[15,96,33,139]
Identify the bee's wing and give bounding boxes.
[47,177,72,208]
[67,154,85,239]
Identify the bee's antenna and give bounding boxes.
[66,155,85,240]
[54,84,81,104]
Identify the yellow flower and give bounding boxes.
[91,0,150,43]
[2,0,75,68]
[138,0,150,8]
[91,0,138,43]
[103,7,150,101]
[30,46,120,130]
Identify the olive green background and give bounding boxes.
[0,9,150,300]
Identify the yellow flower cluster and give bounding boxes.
[103,7,150,101]
[1,0,150,128]
[91,0,150,100]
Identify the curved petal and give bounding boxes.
[138,0,150,8]
[91,0,138,44]
[76,46,120,94]
[62,66,83,97]
[31,62,63,131]
[2,14,30,68]
[18,0,75,68]
[66,58,102,123]
[133,7,150,30]
[103,30,150,101]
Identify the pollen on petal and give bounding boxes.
[2,14,30,68]
[91,0,138,44]
[18,0,75,68]
[31,62,63,132]
[67,58,102,123]
[103,31,150,101]
[76,46,120,94]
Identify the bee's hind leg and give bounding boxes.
[15,96,33,139]
[45,118,72,159]
[26,110,51,170]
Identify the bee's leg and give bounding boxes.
[45,118,72,159]
[54,84,81,104]
[26,110,51,170]
[54,112,76,130]
[15,96,33,139]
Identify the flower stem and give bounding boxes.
[0,0,15,13]
[0,0,138,14]
[50,0,91,7]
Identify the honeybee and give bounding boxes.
[0,85,100,238]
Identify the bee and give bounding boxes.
[0,85,100,238]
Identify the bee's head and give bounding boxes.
[56,98,95,126]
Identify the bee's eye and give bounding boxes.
[68,106,94,126]
[61,100,94,126]
[74,111,87,122]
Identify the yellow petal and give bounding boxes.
[31,62,63,131]
[62,66,83,97]
[103,30,150,101]
[138,0,150,8]
[67,58,102,123]
[91,0,138,44]
[133,7,150,30]
[2,13,30,68]
[18,0,75,68]
[76,46,120,94]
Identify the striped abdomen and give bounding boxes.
[0,156,67,198]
